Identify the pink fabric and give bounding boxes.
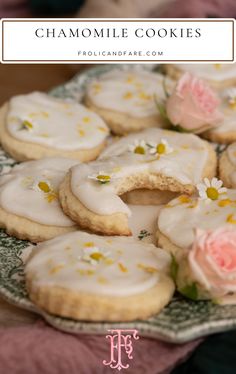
[0,0,31,17]
[0,320,201,374]
[158,0,236,18]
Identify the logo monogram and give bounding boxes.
[103,329,139,371]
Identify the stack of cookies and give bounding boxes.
[1,64,236,322]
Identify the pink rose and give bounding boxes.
[166,73,223,133]
[188,228,236,299]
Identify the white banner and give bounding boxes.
[1,18,234,63]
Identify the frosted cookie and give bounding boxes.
[157,179,236,258]
[219,143,236,187]
[164,63,236,88]
[59,128,216,236]
[0,92,109,161]
[84,70,174,135]
[203,88,236,144]
[0,158,79,242]
[25,231,174,321]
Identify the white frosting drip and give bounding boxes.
[0,158,78,226]
[85,70,174,118]
[227,143,236,187]
[71,128,209,216]
[25,231,171,296]
[7,92,109,151]
[175,64,236,82]
[158,189,236,249]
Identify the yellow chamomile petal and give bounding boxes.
[83,117,90,123]
[84,242,95,248]
[22,120,33,130]
[46,192,58,203]
[97,174,110,182]
[227,214,236,224]
[129,140,147,155]
[38,181,51,193]
[156,143,166,154]
[134,146,145,154]
[206,187,219,200]
[88,172,113,184]
[118,263,128,273]
[123,91,133,100]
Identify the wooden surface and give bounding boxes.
[0,64,77,105]
[0,63,84,327]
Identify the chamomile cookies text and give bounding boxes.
[25,231,174,321]
[84,70,174,135]
[0,158,78,242]
[0,92,109,161]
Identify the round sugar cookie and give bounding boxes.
[219,143,236,188]
[157,188,236,258]
[0,158,79,242]
[164,63,236,88]
[25,231,174,322]
[0,92,109,161]
[84,70,174,135]
[59,128,216,236]
[203,87,236,144]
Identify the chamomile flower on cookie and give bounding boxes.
[80,245,111,266]
[31,179,53,193]
[197,177,227,202]
[88,171,116,184]
[148,139,173,156]
[2,92,109,162]
[129,140,147,155]
[30,179,59,203]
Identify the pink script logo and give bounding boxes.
[103,329,139,371]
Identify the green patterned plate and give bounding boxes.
[0,65,235,344]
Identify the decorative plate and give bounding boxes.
[0,64,234,344]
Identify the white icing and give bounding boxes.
[208,87,236,134]
[0,158,79,226]
[175,64,236,82]
[128,204,161,243]
[7,92,109,151]
[158,189,236,249]
[25,231,171,296]
[71,128,209,216]
[227,143,236,187]
[86,70,174,118]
